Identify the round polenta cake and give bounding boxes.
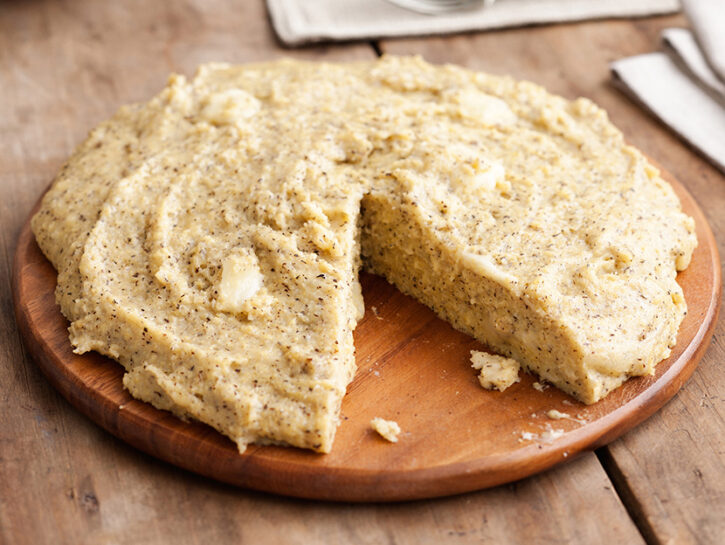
[31,56,696,453]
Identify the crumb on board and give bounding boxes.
[546,409,570,420]
[370,417,401,443]
[540,427,565,443]
[470,350,520,391]
[545,409,587,424]
[532,381,548,392]
[518,425,565,444]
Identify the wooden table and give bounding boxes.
[1,1,722,543]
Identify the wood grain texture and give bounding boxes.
[12,167,720,502]
[0,0,721,543]
[381,14,725,542]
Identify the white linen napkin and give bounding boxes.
[611,0,725,175]
[611,52,725,173]
[682,0,725,83]
[662,27,725,99]
[267,0,680,46]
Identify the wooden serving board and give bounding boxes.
[12,170,720,502]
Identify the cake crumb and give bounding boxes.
[519,425,565,444]
[371,306,383,320]
[541,426,565,443]
[546,408,586,424]
[470,351,520,391]
[519,431,537,442]
[546,409,570,420]
[532,381,548,392]
[370,417,401,443]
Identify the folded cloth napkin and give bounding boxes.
[267,0,679,45]
[682,0,725,82]
[611,2,725,174]
[662,27,725,98]
[611,52,725,173]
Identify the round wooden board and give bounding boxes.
[13,169,721,502]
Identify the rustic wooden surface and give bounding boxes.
[11,164,719,502]
[0,0,722,543]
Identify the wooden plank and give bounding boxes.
[380,14,725,545]
[1,433,646,545]
[599,338,725,545]
[0,0,646,543]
